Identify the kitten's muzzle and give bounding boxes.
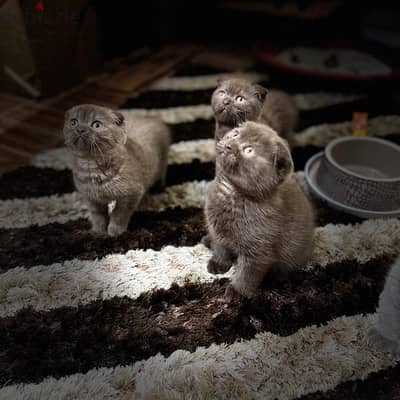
[217,141,239,162]
[76,127,88,135]
[223,98,232,106]
[224,143,232,151]
[223,139,238,153]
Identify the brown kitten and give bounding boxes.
[205,121,314,298]
[64,104,171,236]
[211,78,298,141]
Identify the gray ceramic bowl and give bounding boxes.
[316,136,400,212]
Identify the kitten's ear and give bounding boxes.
[273,140,293,182]
[216,78,226,88]
[113,111,125,126]
[253,84,268,102]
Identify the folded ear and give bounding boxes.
[113,111,125,126]
[273,140,293,182]
[253,84,268,102]
[216,78,227,88]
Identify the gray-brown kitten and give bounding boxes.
[368,256,400,354]
[64,104,171,236]
[211,78,299,141]
[205,121,314,298]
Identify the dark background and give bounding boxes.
[1,0,400,95]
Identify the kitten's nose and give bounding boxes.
[77,127,86,134]
[224,141,237,152]
[223,98,231,106]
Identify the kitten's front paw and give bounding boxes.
[231,280,258,299]
[368,327,400,354]
[224,284,244,303]
[207,258,231,275]
[107,222,126,237]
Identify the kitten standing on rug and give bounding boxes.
[368,256,400,354]
[211,78,299,142]
[64,104,171,236]
[205,121,314,298]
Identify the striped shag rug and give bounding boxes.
[1,63,400,399]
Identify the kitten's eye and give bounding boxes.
[232,130,240,138]
[70,119,78,127]
[243,147,254,157]
[219,90,225,96]
[91,121,103,129]
[236,96,245,103]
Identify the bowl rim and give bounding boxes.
[305,152,400,218]
[325,136,400,183]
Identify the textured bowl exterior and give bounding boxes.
[305,152,400,219]
[316,156,400,211]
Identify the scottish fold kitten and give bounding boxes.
[368,256,400,354]
[64,104,171,236]
[211,78,299,142]
[205,121,314,298]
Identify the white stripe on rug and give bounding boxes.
[148,72,363,110]
[120,94,372,124]
[148,71,269,91]
[292,115,400,147]
[0,171,336,229]
[0,181,211,229]
[0,163,397,229]
[292,92,364,110]
[1,218,399,317]
[31,139,216,170]
[31,114,399,171]
[1,314,398,400]
[121,105,214,124]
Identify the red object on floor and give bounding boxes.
[35,0,44,11]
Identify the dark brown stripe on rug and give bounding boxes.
[169,114,400,145]
[0,255,393,386]
[124,89,213,108]
[173,64,229,76]
[298,364,400,400]
[0,202,361,271]
[297,97,399,131]
[170,118,214,142]
[0,167,74,200]
[0,207,206,270]
[124,90,372,125]
[0,161,215,200]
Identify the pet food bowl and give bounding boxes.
[305,136,400,218]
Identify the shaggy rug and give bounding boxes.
[0,61,400,399]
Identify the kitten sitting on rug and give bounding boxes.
[205,121,314,298]
[211,78,299,142]
[368,256,400,354]
[64,104,171,236]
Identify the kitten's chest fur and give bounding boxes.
[73,157,126,202]
[207,180,261,246]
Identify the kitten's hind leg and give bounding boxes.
[150,165,168,193]
[159,164,167,189]
[108,191,144,237]
[368,327,400,354]
[88,201,108,234]
[230,256,271,299]
[207,242,235,274]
